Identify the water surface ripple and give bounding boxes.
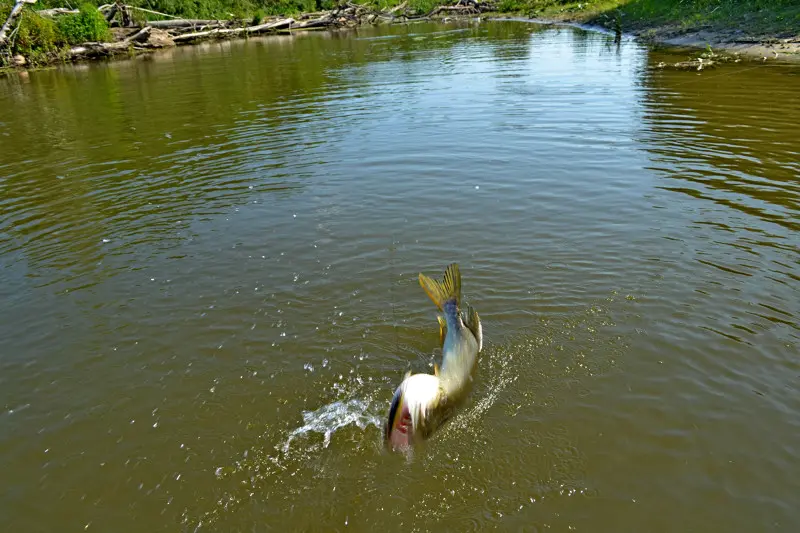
[0,21,798,532]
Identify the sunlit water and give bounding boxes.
[1,21,798,532]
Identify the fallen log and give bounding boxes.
[147,19,225,29]
[69,40,131,58]
[12,1,489,66]
[102,4,117,23]
[37,8,80,17]
[68,25,152,58]
[115,1,132,27]
[297,11,330,20]
[656,58,717,71]
[172,18,295,42]
[429,5,479,16]
[291,15,334,30]
[0,0,37,46]
[388,1,408,14]
[125,5,182,19]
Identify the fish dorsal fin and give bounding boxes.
[419,263,461,311]
[462,304,482,352]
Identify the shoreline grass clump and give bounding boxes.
[57,3,112,44]
[1,2,113,66]
[4,7,65,64]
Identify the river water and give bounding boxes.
[1,20,798,532]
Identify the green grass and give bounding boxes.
[3,0,799,67]
[10,8,64,63]
[57,3,112,44]
[509,1,800,36]
[607,0,800,34]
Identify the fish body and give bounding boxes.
[385,263,482,451]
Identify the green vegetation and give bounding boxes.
[57,3,112,44]
[2,0,799,68]
[1,3,112,65]
[512,1,800,37]
[2,8,61,64]
[11,9,62,63]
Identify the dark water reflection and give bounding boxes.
[0,21,798,532]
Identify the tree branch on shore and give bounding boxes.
[0,0,37,46]
[2,1,498,67]
[37,8,80,18]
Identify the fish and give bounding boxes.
[384,263,483,451]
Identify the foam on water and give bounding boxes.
[283,398,383,452]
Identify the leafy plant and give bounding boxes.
[407,0,438,15]
[497,0,520,13]
[57,3,112,45]
[10,8,66,64]
[252,8,266,24]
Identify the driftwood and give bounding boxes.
[172,18,295,42]
[154,0,495,45]
[69,25,148,58]
[125,5,182,19]
[429,0,493,16]
[389,1,408,14]
[0,0,37,46]
[291,15,334,30]
[67,26,176,58]
[6,1,496,66]
[37,8,79,17]
[430,5,479,15]
[147,19,227,29]
[102,4,117,22]
[297,11,329,20]
[656,58,717,71]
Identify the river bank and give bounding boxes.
[0,1,463,70]
[521,0,800,60]
[2,0,799,73]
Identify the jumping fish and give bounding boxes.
[384,263,483,451]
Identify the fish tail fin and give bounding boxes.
[437,315,447,348]
[463,305,483,352]
[419,263,461,312]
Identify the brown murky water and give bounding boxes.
[1,21,798,532]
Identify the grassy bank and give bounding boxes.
[504,1,800,39]
[2,0,799,68]
[1,3,114,65]
[1,0,441,66]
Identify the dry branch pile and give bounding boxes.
[2,0,496,65]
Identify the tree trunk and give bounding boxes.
[0,0,37,46]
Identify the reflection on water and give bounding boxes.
[640,57,799,345]
[0,21,798,532]
[643,60,799,232]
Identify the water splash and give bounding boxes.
[283,398,382,452]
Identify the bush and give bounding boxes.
[497,0,521,12]
[252,8,266,24]
[11,9,66,64]
[57,3,112,45]
[407,0,438,15]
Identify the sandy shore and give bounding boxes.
[528,12,800,61]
